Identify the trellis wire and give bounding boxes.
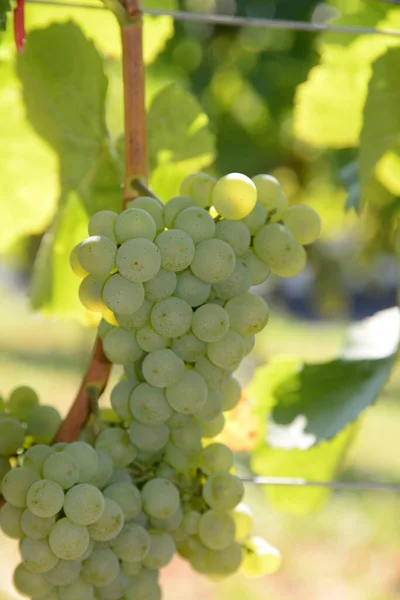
[23,1,400,37]
[242,477,400,492]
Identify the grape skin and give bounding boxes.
[190,239,236,284]
[102,273,145,315]
[212,173,257,220]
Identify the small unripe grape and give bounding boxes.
[212,173,257,220]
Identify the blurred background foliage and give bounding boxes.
[2,0,400,598]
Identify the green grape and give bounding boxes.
[253,223,295,265]
[20,508,55,540]
[283,204,321,245]
[102,273,145,315]
[128,196,164,232]
[115,207,156,243]
[155,463,177,481]
[8,385,39,420]
[87,498,124,542]
[241,536,282,576]
[110,380,135,421]
[214,220,251,257]
[195,357,229,390]
[221,376,241,411]
[164,442,197,472]
[199,413,225,438]
[190,239,235,283]
[116,239,161,283]
[0,456,10,491]
[78,235,116,277]
[243,333,255,356]
[103,482,142,520]
[193,388,223,422]
[0,502,24,538]
[142,348,184,388]
[191,303,230,343]
[225,292,269,335]
[64,484,105,526]
[177,535,205,560]
[88,209,118,241]
[269,241,306,278]
[151,297,193,338]
[212,258,252,299]
[151,503,183,531]
[171,332,206,363]
[79,275,106,312]
[43,452,80,490]
[49,517,90,560]
[232,503,253,542]
[64,441,98,482]
[23,445,54,473]
[44,559,81,586]
[81,548,120,587]
[70,244,88,278]
[14,563,54,598]
[252,174,288,220]
[199,443,233,475]
[125,573,162,600]
[191,173,217,208]
[115,301,153,333]
[95,428,137,468]
[175,206,216,243]
[128,421,169,452]
[103,327,142,364]
[190,550,209,575]
[174,270,211,308]
[20,537,59,573]
[242,202,267,235]
[166,370,207,414]
[144,268,177,302]
[206,542,243,576]
[2,466,40,507]
[198,509,236,551]
[27,479,64,517]
[0,416,25,456]
[169,415,202,452]
[207,329,245,370]
[136,323,169,352]
[142,530,176,569]
[87,450,114,489]
[113,523,151,561]
[242,248,270,285]
[26,405,62,444]
[163,196,196,227]
[129,383,172,426]
[98,318,114,339]
[182,511,201,535]
[180,173,199,198]
[155,229,195,272]
[212,173,257,220]
[97,572,130,600]
[203,473,244,510]
[107,468,132,485]
[58,578,95,600]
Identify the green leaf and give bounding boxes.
[359,47,400,196]
[0,0,10,32]
[147,83,216,199]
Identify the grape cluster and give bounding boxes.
[0,172,320,599]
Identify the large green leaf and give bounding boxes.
[0,0,10,31]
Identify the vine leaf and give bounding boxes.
[0,0,10,31]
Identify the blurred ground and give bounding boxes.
[1,283,400,600]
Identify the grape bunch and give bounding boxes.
[0,172,320,599]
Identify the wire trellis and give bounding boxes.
[242,477,400,493]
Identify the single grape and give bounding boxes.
[195,357,229,390]
[43,452,80,490]
[155,229,195,272]
[283,204,321,245]
[103,482,142,520]
[199,413,225,438]
[78,235,116,277]
[79,275,106,312]
[199,443,233,475]
[2,466,40,507]
[103,327,142,364]
[87,498,124,542]
[116,238,161,283]
[58,578,95,600]
[88,209,118,241]
[0,503,24,538]
[212,173,257,219]
[110,380,135,421]
[193,388,223,422]
[64,483,105,526]
[136,323,169,352]
[144,268,177,302]
[142,530,176,569]
[70,244,88,278]
[129,383,172,426]
[269,241,306,278]
[243,333,256,355]
[81,548,120,587]
[191,303,230,343]
[102,273,145,315]
[225,292,269,335]
[214,220,251,257]
[241,536,282,576]
[242,201,267,234]
[0,416,25,456]
[221,376,241,411]
[164,442,197,472]
[182,511,201,535]
[191,173,217,208]
[113,523,151,562]
[49,517,90,560]
[8,385,39,420]
[175,206,216,243]
[95,428,137,468]
[206,542,243,576]
[175,269,211,308]
[180,173,199,198]
[20,537,59,573]
[207,329,245,370]
[203,473,244,510]
[64,441,98,482]
[14,563,54,598]
[128,196,164,232]
[151,296,193,338]
[169,415,202,453]
[242,248,270,285]
[26,405,62,444]
[253,223,295,265]
[171,332,206,363]
[190,239,236,283]
[87,450,114,489]
[163,196,196,227]
[198,509,236,551]
[115,299,152,330]
[23,445,54,473]
[107,468,132,485]
[212,258,252,299]
[252,174,288,220]
[128,421,169,453]
[142,348,184,388]
[44,559,81,586]
[150,504,183,532]
[115,207,156,243]
[97,572,130,600]
[20,508,55,540]
[166,370,207,414]
[124,572,162,600]
[27,479,64,517]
